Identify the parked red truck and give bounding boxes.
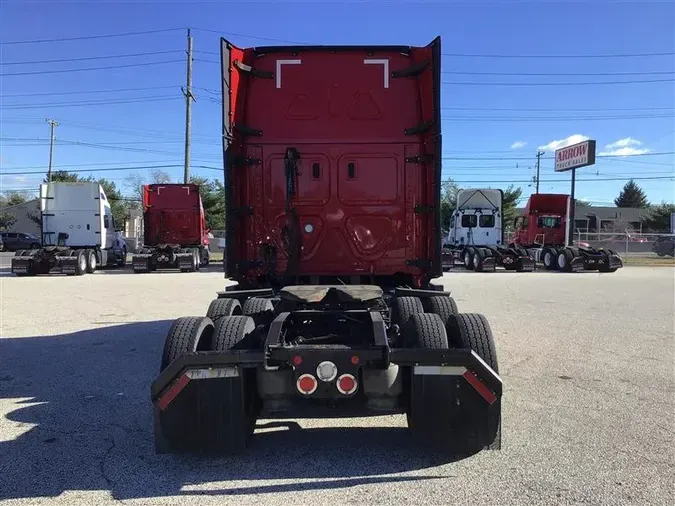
[150,36,502,456]
[131,183,210,273]
[511,193,623,272]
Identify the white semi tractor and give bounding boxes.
[443,188,534,272]
[11,182,128,276]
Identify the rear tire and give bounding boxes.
[212,315,256,351]
[463,247,476,270]
[451,313,499,373]
[542,247,557,270]
[160,316,214,372]
[557,248,574,272]
[74,249,87,276]
[85,249,97,273]
[422,295,458,326]
[393,296,424,327]
[242,297,274,315]
[206,298,242,322]
[404,312,448,349]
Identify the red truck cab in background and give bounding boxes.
[131,183,210,273]
[512,193,622,272]
[512,193,570,248]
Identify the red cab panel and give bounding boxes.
[221,38,442,288]
[142,184,207,247]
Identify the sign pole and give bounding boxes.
[554,139,596,248]
[569,168,576,246]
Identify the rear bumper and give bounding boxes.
[151,346,502,410]
[572,250,623,272]
[151,346,502,454]
[11,253,78,275]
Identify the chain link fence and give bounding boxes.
[575,231,675,258]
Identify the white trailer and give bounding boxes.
[443,188,534,272]
[11,182,128,276]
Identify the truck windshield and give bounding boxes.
[538,216,561,228]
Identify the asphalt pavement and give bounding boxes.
[0,262,673,505]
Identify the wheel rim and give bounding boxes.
[464,252,470,266]
[557,253,566,269]
[473,255,479,269]
[79,254,87,271]
[89,252,96,269]
[544,252,551,266]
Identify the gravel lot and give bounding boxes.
[0,257,673,506]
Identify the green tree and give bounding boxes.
[0,213,17,230]
[190,176,225,230]
[0,191,30,208]
[643,202,675,232]
[92,177,127,230]
[440,180,459,232]
[46,170,81,183]
[502,185,523,233]
[614,180,649,208]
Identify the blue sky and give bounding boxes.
[1,0,674,207]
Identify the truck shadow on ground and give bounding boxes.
[0,321,464,501]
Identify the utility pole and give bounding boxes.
[534,150,544,194]
[182,28,195,184]
[46,118,59,182]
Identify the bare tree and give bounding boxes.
[124,170,173,204]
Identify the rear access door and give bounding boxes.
[222,38,442,287]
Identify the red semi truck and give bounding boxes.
[151,36,502,456]
[511,193,623,272]
[131,183,210,273]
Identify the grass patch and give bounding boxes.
[622,256,675,266]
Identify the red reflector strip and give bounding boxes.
[462,370,497,405]
[157,373,191,411]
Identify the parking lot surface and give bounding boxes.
[0,261,673,506]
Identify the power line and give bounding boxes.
[1,164,220,176]
[0,28,184,45]
[2,97,181,110]
[440,106,675,112]
[0,86,180,98]
[0,60,184,77]
[441,78,675,86]
[0,51,183,66]
[444,176,674,184]
[188,30,674,59]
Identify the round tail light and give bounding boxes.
[336,373,358,395]
[296,374,318,395]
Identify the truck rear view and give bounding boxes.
[11,182,127,276]
[131,184,210,273]
[151,36,502,457]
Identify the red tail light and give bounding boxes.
[336,373,358,395]
[296,373,318,395]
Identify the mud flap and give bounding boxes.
[176,252,195,271]
[154,366,251,455]
[132,254,152,273]
[57,255,79,275]
[408,365,501,454]
[516,255,535,272]
[10,256,34,275]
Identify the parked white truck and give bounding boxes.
[11,182,128,276]
[443,188,534,272]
